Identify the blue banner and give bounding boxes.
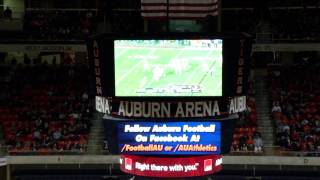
[118,121,221,155]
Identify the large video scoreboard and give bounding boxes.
[88,33,251,178]
[88,33,251,100]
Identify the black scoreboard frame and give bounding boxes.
[87,32,252,101]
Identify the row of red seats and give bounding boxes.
[231,96,260,152]
[0,65,91,154]
[269,65,320,152]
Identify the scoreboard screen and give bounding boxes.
[114,39,223,97]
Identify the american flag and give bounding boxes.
[141,0,219,19]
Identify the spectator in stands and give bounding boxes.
[53,128,62,141]
[35,117,43,129]
[42,135,50,148]
[0,64,92,154]
[33,129,41,142]
[3,6,12,19]
[237,113,246,127]
[103,140,109,152]
[283,101,294,117]
[254,133,263,152]
[82,92,89,102]
[271,101,282,113]
[238,134,248,151]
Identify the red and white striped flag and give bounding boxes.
[141,0,219,19]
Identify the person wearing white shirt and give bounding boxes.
[271,101,282,113]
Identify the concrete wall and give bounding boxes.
[6,155,320,166]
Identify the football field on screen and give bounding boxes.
[114,44,222,97]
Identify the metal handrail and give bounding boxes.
[278,150,320,156]
[0,145,111,155]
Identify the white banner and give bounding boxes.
[0,158,7,166]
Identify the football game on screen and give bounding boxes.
[114,39,223,97]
